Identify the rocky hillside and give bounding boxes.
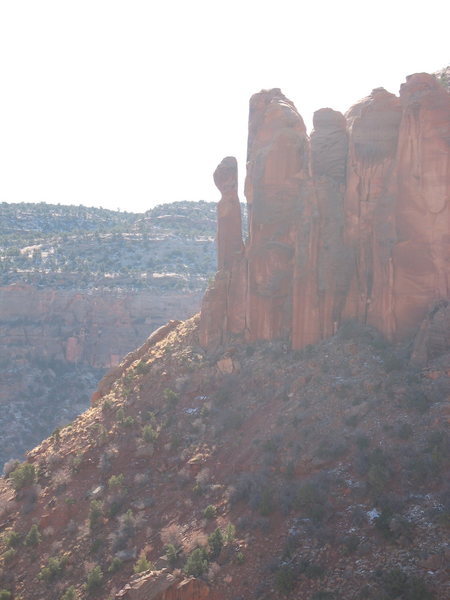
[0,316,448,600]
[0,201,219,469]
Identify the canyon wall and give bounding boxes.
[0,282,202,378]
[199,73,450,352]
[0,284,202,467]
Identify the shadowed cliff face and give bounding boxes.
[200,73,450,352]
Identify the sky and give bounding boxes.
[0,1,448,213]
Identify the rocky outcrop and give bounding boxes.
[200,73,450,354]
[115,570,210,600]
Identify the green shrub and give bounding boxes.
[85,565,103,594]
[38,554,67,582]
[275,565,295,594]
[207,527,223,559]
[164,388,179,408]
[133,551,153,574]
[51,427,61,442]
[70,454,83,473]
[142,425,158,443]
[223,522,236,544]
[3,530,21,548]
[134,360,150,375]
[0,590,12,600]
[101,398,113,413]
[1,549,16,564]
[108,474,124,490]
[8,462,36,491]
[203,504,216,519]
[165,543,178,565]
[24,524,41,547]
[108,557,123,573]
[184,547,208,577]
[60,586,76,600]
[89,500,103,530]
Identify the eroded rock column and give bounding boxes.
[245,89,310,342]
[393,73,450,339]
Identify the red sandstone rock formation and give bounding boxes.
[200,73,450,355]
[342,87,402,337]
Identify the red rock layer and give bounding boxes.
[200,74,450,351]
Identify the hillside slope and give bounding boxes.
[0,317,448,600]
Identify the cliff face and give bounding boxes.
[0,283,203,373]
[200,73,450,352]
[0,283,202,468]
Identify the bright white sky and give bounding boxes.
[0,1,448,213]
